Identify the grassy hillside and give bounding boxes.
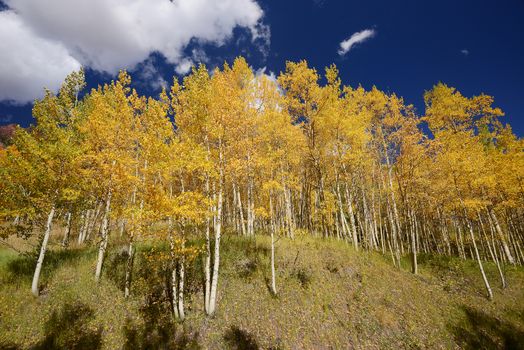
[0,233,523,349]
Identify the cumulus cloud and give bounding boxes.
[0,0,268,103]
[0,11,81,104]
[338,28,376,56]
[461,49,469,56]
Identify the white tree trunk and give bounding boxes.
[32,205,56,296]
[95,189,112,282]
[77,210,87,244]
[269,194,277,295]
[271,230,277,295]
[236,184,247,236]
[410,209,418,274]
[467,218,493,300]
[208,186,222,315]
[178,259,185,320]
[344,186,359,251]
[208,147,223,315]
[247,177,255,236]
[283,183,294,238]
[488,208,515,265]
[203,173,212,313]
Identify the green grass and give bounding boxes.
[0,234,523,349]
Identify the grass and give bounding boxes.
[0,233,523,349]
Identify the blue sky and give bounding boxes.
[1,0,523,136]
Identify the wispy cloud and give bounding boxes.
[134,57,167,91]
[175,59,193,75]
[461,49,469,56]
[338,28,376,56]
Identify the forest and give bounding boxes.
[0,57,523,349]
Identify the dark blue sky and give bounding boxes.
[1,0,523,136]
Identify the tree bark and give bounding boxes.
[269,193,277,295]
[61,212,72,247]
[208,145,223,316]
[488,208,515,265]
[467,217,493,300]
[344,185,359,251]
[32,205,56,296]
[178,258,185,320]
[95,188,112,282]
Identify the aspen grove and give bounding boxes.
[1,57,523,320]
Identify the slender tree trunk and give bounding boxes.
[479,212,506,288]
[283,182,294,238]
[247,176,255,236]
[77,211,86,244]
[77,211,85,244]
[489,208,515,265]
[336,184,350,241]
[95,188,112,282]
[208,146,223,316]
[344,185,359,251]
[453,177,493,299]
[410,209,418,275]
[201,170,212,313]
[172,263,179,319]
[32,205,56,296]
[61,212,72,247]
[119,219,126,237]
[269,193,277,295]
[178,257,185,320]
[124,239,134,298]
[236,183,247,236]
[86,202,102,242]
[466,217,493,300]
[78,209,90,244]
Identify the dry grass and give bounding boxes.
[0,233,523,349]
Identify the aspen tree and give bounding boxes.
[81,71,138,282]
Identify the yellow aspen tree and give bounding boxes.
[0,70,86,296]
[81,71,138,282]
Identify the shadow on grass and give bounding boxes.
[122,247,201,350]
[0,302,103,350]
[223,325,259,350]
[450,305,524,350]
[105,246,129,292]
[123,315,200,350]
[222,235,270,260]
[4,247,91,284]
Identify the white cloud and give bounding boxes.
[461,49,469,56]
[338,28,376,56]
[175,59,194,75]
[251,23,271,59]
[190,48,209,64]
[0,11,81,104]
[0,0,268,102]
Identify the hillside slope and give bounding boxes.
[0,235,523,349]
